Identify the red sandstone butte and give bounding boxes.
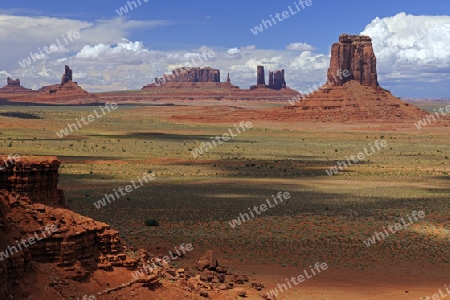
[17,65,98,104]
[281,33,427,122]
[250,65,287,91]
[0,77,34,94]
[327,34,378,87]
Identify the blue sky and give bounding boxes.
[0,0,449,97]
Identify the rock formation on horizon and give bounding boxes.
[283,33,426,122]
[31,65,98,103]
[250,65,287,91]
[0,77,33,94]
[157,67,220,84]
[327,34,378,87]
[142,67,243,91]
[7,77,20,87]
[269,69,286,90]
[61,65,73,85]
[256,65,265,85]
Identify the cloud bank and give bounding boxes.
[0,13,449,97]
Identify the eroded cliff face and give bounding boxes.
[0,157,132,298]
[0,157,248,300]
[0,156,65,207]
[327,34,378,87]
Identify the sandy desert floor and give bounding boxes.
[1,100,449,299]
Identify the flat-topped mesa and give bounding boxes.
[7,77,20,87]
[327,34,378,87]
[157,67,220,83]
[61,65,73,85]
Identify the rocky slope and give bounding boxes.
[0,157,262,299]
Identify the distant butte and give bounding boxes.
[0,77,33,94]
[142,67,239,91]
[137,65,298,102]
[250,65,287,91]
[33,65,98,104]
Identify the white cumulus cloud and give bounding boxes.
[361,12,450,95]
[286,42,316,51]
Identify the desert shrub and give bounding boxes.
[144,219,159,226]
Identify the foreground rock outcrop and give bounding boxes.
[0,156,65,207]
[0,157,130,298]
[0,157,263,299]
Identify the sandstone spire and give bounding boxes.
[256,65,265,85]
[61,65,73,85]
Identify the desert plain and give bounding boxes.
[0,96,449,299]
